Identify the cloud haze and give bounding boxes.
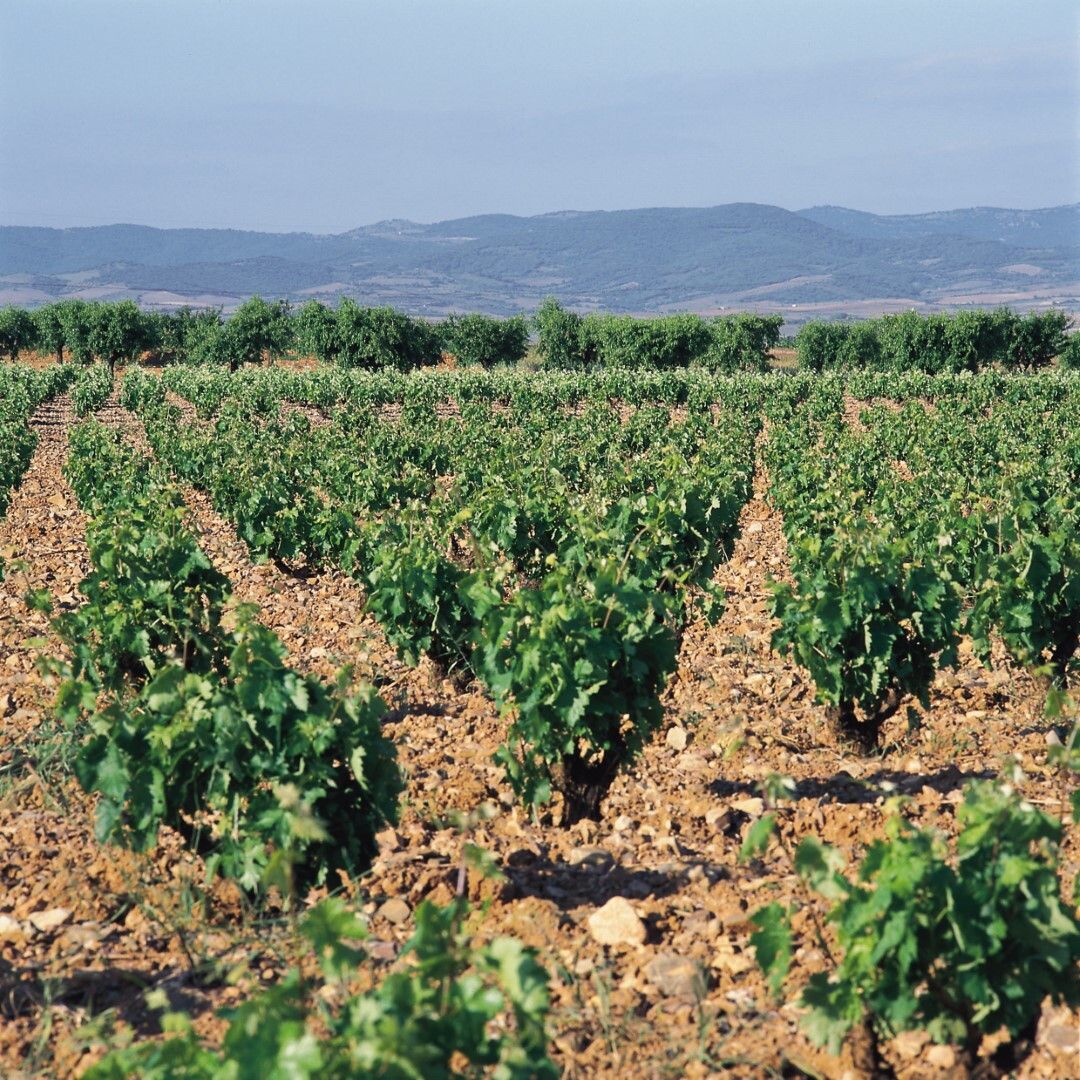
[2,0,1077,231]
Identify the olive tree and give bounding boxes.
[440,313,528,368]
[222,296,293,371]
[58,299,97,364]
[293,300,339,363]
[533,297,583,369]
[335,301,440,370]
[1004,310,1070,369]
[32,303,68,363]
[88,300,153,374]
[0,306,38,362]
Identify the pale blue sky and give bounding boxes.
[2,0,1077,231]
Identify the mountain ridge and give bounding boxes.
[2,202,1077,320]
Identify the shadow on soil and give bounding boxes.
[709,762,995,805]
[502,848,729,910]
[0,959,217,1038]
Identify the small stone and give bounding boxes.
[893,1030,928,1060]
[925,1045,956,1069]
[612,815,635,833]
[366,939,396,962]
[1041,1022,1079,1051]
[665,727,688,751]
[587,897,646,947]
[731,797,765,816]
[715,904,750,929]
[745,521,763,536]
[0,915,26,939]
[28,908,71,933]
[677,754,709,774]
[1045,729,1063,747]
[711,938,754,975]
[375,828,401,852]
[377,898,411,926]
[645,953,706,999]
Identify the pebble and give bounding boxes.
[1041,1021,1079,1051]
[925,1045,955,1069]
[893,1030,928,1059]
[0,915,26,939]
[376,898,411,926]
[587,897,646,947]
[28,907,71,933]
[665,726,688,751]
[645,953,706,999]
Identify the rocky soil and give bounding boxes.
[0,387,1076,1078]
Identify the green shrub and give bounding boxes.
[771,519,960,750]
[1004,310,1070,369]
[796,321,850,372]
[84,897,556,1080]
[335,301,441,370]
[533,296,583,368]
[705,314,783,373]
[470,536,677,825]
[441,313,529,368]
[749,780,1080,1074]
[1061,332,1080,370]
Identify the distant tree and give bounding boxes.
[335,301,440,370]
[222,296,294,371]
[533,297,583,369]
[440,313,529,368]
[1004,310,1070,369]
[32,303,68,363]
[706,314,783,372]
[943,308,1015,371]
[177,309,226,364]
[877,311,951,373]
[574,313,714,369]
[58,299,96,364]
[88,300,152,374]
[293,300,339,363]
[796,321,849,372]
[836,319,883,370]
[0,306,38,362]
[1060,332,1080,371]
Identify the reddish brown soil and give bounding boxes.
[0,392,1076,1078]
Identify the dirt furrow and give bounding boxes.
[1,390,1070,1078]
[0,395,245,1079]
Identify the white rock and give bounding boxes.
[665,727,688,751]
[28,908,70,933]
[587,897,646,947]
[925,1044,956,1069]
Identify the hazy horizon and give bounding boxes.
[3,0,1077,234]
[7,199,1080,238]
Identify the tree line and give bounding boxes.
[0,296,783,373]
[0,296,1074,373]
[796,308,1077,372]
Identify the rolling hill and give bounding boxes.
[1,202,1077,320]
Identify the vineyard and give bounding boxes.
[0,355,1078,1078]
